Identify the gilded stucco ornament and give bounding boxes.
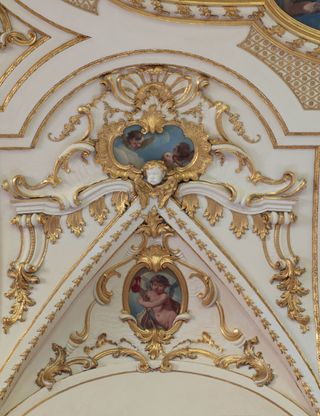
[95,66,213,208]
[36,208,273,390]
[0,4,37,49]
[1,64,309,337]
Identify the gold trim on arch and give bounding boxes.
[108,0,320,45]
[1,49,320,144]
[3,370,309,416]
[0,49,320,145]
[0,1,88,113]
[312,148,320,373]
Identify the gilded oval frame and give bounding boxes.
[122,262,189,358]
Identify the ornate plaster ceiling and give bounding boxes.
[0,1,319,415]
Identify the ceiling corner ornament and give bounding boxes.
[62,0,99,14]
[0,4,37,49]
[239,26,320,110]
[35,208,273,390]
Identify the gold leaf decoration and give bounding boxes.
[189,271,216,306]
[48,114,81,142]
[63,0,99,14]
[151,0,169,14]
[252,214,271,240]
[230,212,249,238]
[40,215,62,243]
[226,110,261,144]
[36,343,97,389]
[161,336,273,387]
[36,344,73,389]
[0,5,37,48]
[204,198,223,226]
[181,195,199,218]
[66,210,86,237]
[3,263,39,333]
[138,245,175,273]
[36,342,149,389]
[69,301,95,345]
[216,301,242,342]
[2,215,49,332]
[96,270,121,304]
[111,192,130,215]
[272,258,310,332]
[176,4,193,16]
[224,7,241,18]
[138,207,173,239]
[83,333,118,353]
[89,197,109,225]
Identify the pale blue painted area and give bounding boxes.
[113,124,194,167]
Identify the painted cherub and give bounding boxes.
[114,130,155,169]
[136,274,180,330]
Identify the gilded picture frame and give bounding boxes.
[122,262,189,359]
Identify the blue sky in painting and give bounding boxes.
[114,124,194,163]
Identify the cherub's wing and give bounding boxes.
[140,135,156,149]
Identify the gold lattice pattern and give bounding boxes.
[239,27,320,110]
[63,0,99,14]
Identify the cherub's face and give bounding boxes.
[151,281,166,294]
[129,138,142,149]
[163,152,173,162]
[146,166,165,186]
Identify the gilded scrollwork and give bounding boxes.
[2,143,95,210]
[260,213,310,331]
[209,145,306,207]
[216,301,243,342]
[33,204,277,393]
[160,336,273,387]
[36,340,150,389]
[2,214,49,333]
[0,4,37,49]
